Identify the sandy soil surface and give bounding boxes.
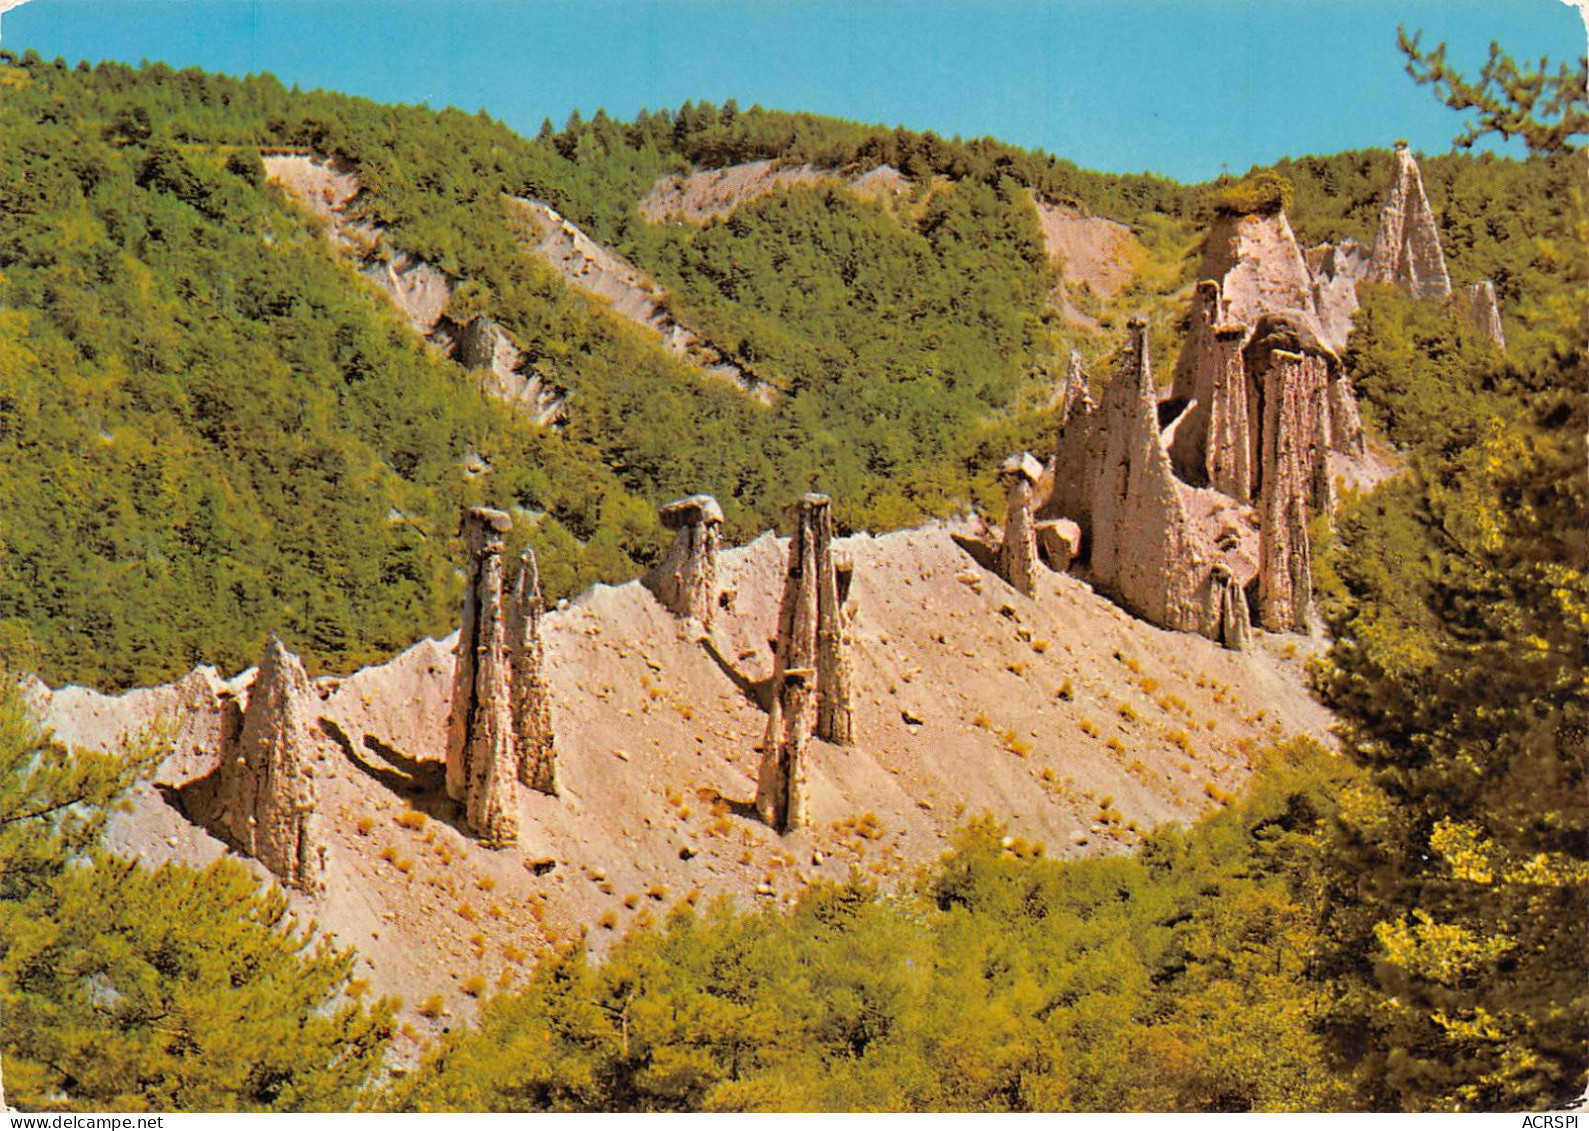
[37,518,1334,1039]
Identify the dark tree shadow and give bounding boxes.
[693,783,762,824]
[158,768,238,855]
[699,636,774,712]
[318,717,461,830]
[951,532,999,572]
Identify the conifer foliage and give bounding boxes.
[1312,35,1588,1109]
[0,685,393,1111]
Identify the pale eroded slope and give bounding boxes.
[36,519,1333,1036]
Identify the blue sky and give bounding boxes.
[3,0,1582,181]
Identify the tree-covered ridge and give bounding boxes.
[0,66,495,686]
[0,55,1068,687]
[0,49,1574,699]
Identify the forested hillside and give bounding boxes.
[0,32,1583,1114]
[0,50,1570,689]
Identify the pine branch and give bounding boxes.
[1399,25,1589,156]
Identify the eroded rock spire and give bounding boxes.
[996,452,1044,597]
[757,496,822,832]
[1057,350,1088,424]
[813,499,854,746]
[1456,279,1507,349]
[508,546,558,797]
[1368,144,1451,300]
[217,635,324,892]
[1087,320,1205,631]
[1255,350,1318,632]
[644,494,724,630]
[446,507,518,847]
[756,493,854,829]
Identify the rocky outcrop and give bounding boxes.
[1214,564,1253,652]
[644,494,724,630]
[1044,320,1262,647]
[445,507,519,847]
[1170,280,1259,501]
[1368,144,1451,300]
[1045,353,1100,534]
[1453,279,1507,349]
[1073,146,1486,648]
[996,452,1044,597]
[1050,351,1086,415]
[511,197,775,404]
[757,498,821,832]
[757,493,854,828]
[1335,147,1505,354]
[1149,189,1387,641]
[812,500,854,747]
[1087,323,1219,635]
[1254,347,1323,632]
[263,154,567,427]
[361,252,451,334]
[455,315,565,427]
[1166,206,1352,495]
[216,636,325,892]
[639,159,912,225]
[1034,518,1081,571]
[1308,239,1370,354]
[509,547,558,797]
[1321,149,1503,351]
[1198,208,1333,342]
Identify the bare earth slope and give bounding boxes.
[1033,198,1144,329]
[508,197,775,403]
[36,520,1332,1033]
[640,159,912,225]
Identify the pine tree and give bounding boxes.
[1315,35,1588,1111]
[0,683,394,1111]
[1398,27,1588,156]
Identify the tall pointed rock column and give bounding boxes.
[1056,350,1087,418]
[643,494,724,631]
[1205,318,1257,502]
[1458,279,1507,349]
[996,452,1044,597]
[1368,143,1451,300]
[1256,352,1317,632]
[217,635,324,892]
[508,546,558,797]
[445,506,519,846]
[812,496,854,746]
[757,495,824,831]
[1045,351,1099,529]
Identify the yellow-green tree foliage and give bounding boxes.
[0,683,393,1111]
[1311,36,1588,1111]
